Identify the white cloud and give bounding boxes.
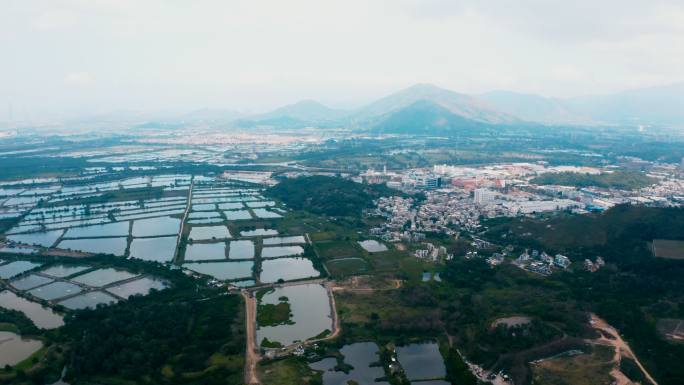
[64,72,94,87]
[0,0,682,117]
[32,9,77,31]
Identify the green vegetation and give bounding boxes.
[620,357,648,384]
[478,205,684,385]
[335,285,443,342]
[530,170,656,190]
[62,272,244,384]
[531,344,614,385]
[267,176,400,218]
[257,302,294,327]
[0,308,39,336]
[0,308,65,385]
[315,240,363,259]
[436,259,591,384]
[444,346,478,385]
[258,357,322,385]
[260,338,284,349]
[325,258,369,277]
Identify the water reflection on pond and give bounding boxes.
[259,257,319,283]
[0,291,64,329]
[183,261,254,281]
[309,342,389,385]
[358,240,388,253]
[261,246,304,259]
[57,237,128,256]
[257,284,332,347]
[64,221,129,238]
[129,236,177,262]
[396,342,447,381]
[184,242,227,261]
[58,291,118,310]
[228,240,255,260]
[0,331,42,366]
[132,217,180,237]
[188,225,231,241]
[0,261,43,279]
[7,230,64,248]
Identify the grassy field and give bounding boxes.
[258,357,321,385]
[335,288,441,333]
[315,240,362,259]
[257,302,293,327]
[365,249,428,280]
[531,344,615,385]
[325,258,370,276]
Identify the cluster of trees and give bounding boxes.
[530,170,656,190]
[267,175,400,217]
[0,307,39,336]
[62,284,244,384]
[467,205,684,384]
[437,259,591,384]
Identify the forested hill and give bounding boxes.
[485,205,684,264]
[266,176,400,217]
[530,170,656,190]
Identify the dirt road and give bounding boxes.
[589,314,658,385]
[242,290,260,385]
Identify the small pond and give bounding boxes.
[228,240,255,260]
[261,246,304,259]
[217,202,244,210]
[260,257,319,283]
[39,265,90,278]
[309,342,389,385]
[57,237,128,256]
[63,221,129,238]
[257,284,332,347]
[188,225,231,241]
[252,208,282,219]
[70,268,138,287]
[7,230,64,248]
[0,261,43,279]
[0,291,64,329]
[396,342,447,381]
[184,242,227,261]
[129,236,177,262]
[240,229,279,237]
[28,281,82,301]
[183,261,254,280]
[358,240,388,253]
[10,274,53,291]
[58,291,119,310]
[106,277,168,299]
[263,236,305,245]
[223,210,253,220]
[0,331,43,366]
[132,216,180,237]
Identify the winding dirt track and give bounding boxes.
[589,314,658,385]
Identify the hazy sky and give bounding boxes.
[2,0,683,120]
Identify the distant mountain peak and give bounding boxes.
[372,99,487,134]
[353,83,516,124]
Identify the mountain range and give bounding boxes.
[140,82,684,133]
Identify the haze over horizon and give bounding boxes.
[2,0,684,121]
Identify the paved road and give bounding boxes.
[172,178,193,264]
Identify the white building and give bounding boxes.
[474,188,497,204]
